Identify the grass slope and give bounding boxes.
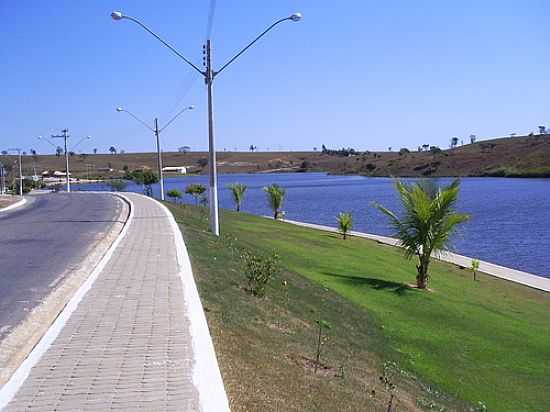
[169,204,550,412]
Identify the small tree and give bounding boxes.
[469,135,476,144]
[108,179,127,192]
[337,212,353,240]
[314,319,331,373]
[229,183,247,212]
[167,189,182,203]
[131,169,159,197]
[264,184,285,219]
[471,259,480,281]
[451,137,459,148]
[185,184,206,205]
[109,146,117,155]
[56,146,63,157]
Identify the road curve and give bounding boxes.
[0,192,123,340]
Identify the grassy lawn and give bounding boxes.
[168,203,550,412]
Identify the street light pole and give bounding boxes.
[111,11,302,236]
[205,39,219,235]
[116,106,193,201]
[154,118,165,201]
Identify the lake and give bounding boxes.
[72,173,550,278]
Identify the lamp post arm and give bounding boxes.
[121,15,205,76]
[159,106,192,133]
[214,17,290,77]
[120,109,154,132]
[38,136,57,149]
[71,137,91,152]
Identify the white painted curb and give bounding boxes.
[151,197,231,412]
[279,218,550,293]
[0,193,133,410]
[0,198,27,213]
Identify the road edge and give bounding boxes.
[152,198,231,412]
[0,198,26,213]
[0,193,134,409]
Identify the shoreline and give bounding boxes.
[280,218,550,292]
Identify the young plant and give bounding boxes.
[337,212,353,240]
[185,184,206,205]
[242,250,281,297]
[314,319,332,373]
[229,183,248,212]
[264,184,285,219]
[380,361,398,412]
[167,189,182,203]
[471,258,480,281]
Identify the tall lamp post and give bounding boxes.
[116,105,194,201]
[111,10,302,236]
[7,148,23,196]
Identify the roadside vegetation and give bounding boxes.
[167,202,550,412]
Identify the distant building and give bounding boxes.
[162,166,187,174]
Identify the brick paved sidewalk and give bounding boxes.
[1,193,228,411]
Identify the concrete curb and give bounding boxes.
[0,193,134,409]
[279,218,550,293]
[0,198,26,213]
[152,197,231,412]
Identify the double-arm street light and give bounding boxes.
[116,105,194,200]
[39,132,91,192]
[111,10,302,236]
[6,148,23,196]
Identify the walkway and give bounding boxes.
[283,219,550,293]
[0,193,229,411]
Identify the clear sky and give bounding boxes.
[1,1,549,154]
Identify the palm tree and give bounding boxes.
[374,179,469,289]
[264,184,285,219]
[337,212,353,240]
[229,183,247,212]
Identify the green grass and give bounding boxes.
[168,203,550,412]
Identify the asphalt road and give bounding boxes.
[0,192,123,340]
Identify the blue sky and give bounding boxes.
[1,1,549,154]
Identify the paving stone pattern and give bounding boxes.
[5,194,200,411]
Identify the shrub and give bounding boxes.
[185,184,206,205]
[108,179,127,192]
[242,250,281,297]
[167,189,182,203]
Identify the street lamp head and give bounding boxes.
[111,11,124,21]
[116,107,124,112]
[188,105,195,110]
[86,136,92,139]
[289,13,302,22]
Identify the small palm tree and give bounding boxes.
[264,184,285,219]
[374,179,469,289]
[167,189,182,203]
[337,212,353,240]
[185,184,206,205]
[229,183,247,212]
[471,259,480,281]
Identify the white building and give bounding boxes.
[162,166,187,174]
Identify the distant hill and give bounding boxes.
[1,134,549,180]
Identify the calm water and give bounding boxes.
[73,173,550,278]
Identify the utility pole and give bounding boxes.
[52,129,70,192]
[205,40,219,236]
[154,118,165,201]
